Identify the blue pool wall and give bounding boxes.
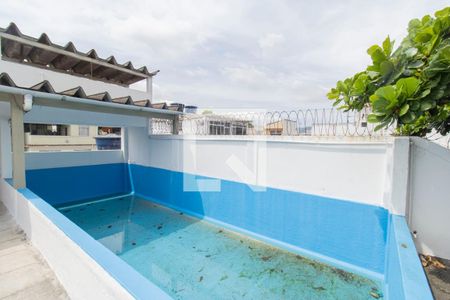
[129,164,389,276]
[26,163,131,206]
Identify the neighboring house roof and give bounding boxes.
[0,22,159,86]
[265,119,297,128]
[0,72,184,112]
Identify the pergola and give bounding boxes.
[0,23,182,189]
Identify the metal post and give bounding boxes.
[172,115,180,135]
[10,95,26,189]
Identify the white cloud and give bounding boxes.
[258,33,284,50]
[222,65,271,87]
[0,0,448,110]
[185,67,210,78]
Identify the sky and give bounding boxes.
[0,1,448,110]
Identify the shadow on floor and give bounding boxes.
[422,254,450,300]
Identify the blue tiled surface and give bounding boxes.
[130,164,389,275]
[26,163,131,206]
[59,195,384,299]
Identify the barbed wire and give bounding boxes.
[150,108,394,137]
[149,108,450,148]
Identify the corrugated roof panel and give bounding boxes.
[51,42,80,70]
[28,33,59,65]
[134,99,151,107]
[112,96,134,105]
[30,80,55,93]
[88,92,112,102]
[0,72,16,87]
[0,72,181,112]
[123,61,134,70]
[60,86,87,98]
[0,22,158,86]
[151,102,167,110]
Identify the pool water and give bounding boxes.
[59,195,383,299]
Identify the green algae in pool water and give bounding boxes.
[59,195,383,300]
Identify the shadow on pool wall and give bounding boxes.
[26,163,132,207]
[129,164,388,277]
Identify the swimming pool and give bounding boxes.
[59,195,383,299]
[22,162,432,299]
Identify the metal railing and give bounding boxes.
[150,108,394,137]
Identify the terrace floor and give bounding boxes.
[0,203,68,299]
[423,255,450,300]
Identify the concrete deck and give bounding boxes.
[423,256,450,300]
[0,203,68,299]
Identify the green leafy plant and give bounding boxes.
[327,7,450,136]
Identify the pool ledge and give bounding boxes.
[385,215,433,299]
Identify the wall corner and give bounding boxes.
[385,137,411,216]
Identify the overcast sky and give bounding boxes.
[1,1,448,110]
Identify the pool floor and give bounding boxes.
[59,195,383,299]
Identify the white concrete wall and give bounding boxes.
[0,180,135,300]
[408,137,450,259]
[128,128,393,207]
[25,150,124,170]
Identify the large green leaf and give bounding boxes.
[367,45,387,65]
[374,85,398,102]
[382,36,393,56]
[435,7,450,18]
[404,47,418,57]
[399,104,410,116]
[420,101,434,111]
[352,74,369,95]
[400,111,416,123]
[396,77,421,98]
[415,32,433,43]
[367,114,383,123]
[380,61,394,77]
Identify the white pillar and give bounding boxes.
[0,114,12,179]
[10,95,26,189]
[121,127,129,162]
[384,137,410,216]
[145,77,153,100]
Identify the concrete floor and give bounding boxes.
[0,203,68,299]
[423,255,450,300]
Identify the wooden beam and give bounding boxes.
[10,95,25,189]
